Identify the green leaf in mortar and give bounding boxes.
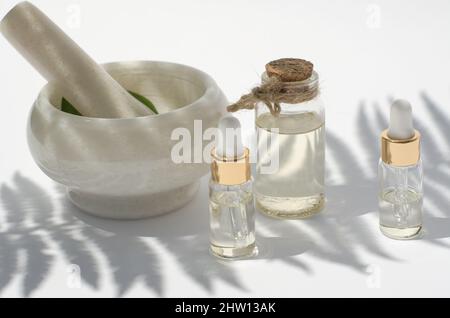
[61,97,83,116]
[60,91,158,116]
[128,91,159,115]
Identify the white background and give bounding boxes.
[0,0,450,298]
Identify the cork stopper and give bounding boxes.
[265,58,314,82]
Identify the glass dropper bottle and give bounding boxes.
[209,116,257,259]
[379,100,423,239]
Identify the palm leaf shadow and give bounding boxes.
[0,180,52,297]
[326,117,397,260]
[417,93,450,246]
[258,95,450,273]
[0,175,101,295]
[15,174,101,291]
[0,185,22,293]
[56,187,163,296]
[255,236,312,272]
[1,92,450,296]
[356,97,450,247]
[357,101,380,170]
[20,234,53,297]
[0,232,18,294]
[82,227,162,296]
[0,174,165,296]
[158,236,247,292]
[385,96,450,234]
[349,96,450,247]
[65,178,252,294]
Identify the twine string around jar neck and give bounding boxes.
[227,72,319,116]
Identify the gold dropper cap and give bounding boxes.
[211,148,251,186]
[381,130,421,167]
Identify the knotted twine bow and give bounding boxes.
[227,76,319,116]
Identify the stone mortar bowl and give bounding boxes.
[27,61,228,219]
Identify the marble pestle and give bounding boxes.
[0,1,154,118]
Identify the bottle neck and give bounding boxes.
[261,71,320,92]
[381,130,421,167]
[211,148,251,186]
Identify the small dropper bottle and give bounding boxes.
[379,100,423,239]
[209,116,257,259]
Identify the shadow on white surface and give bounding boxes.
[1,92,450,297]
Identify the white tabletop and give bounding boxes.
[1,0,450,297]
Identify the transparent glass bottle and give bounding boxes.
[209,179,256,259]
[379,159,423,239]
[209,116,256,259]
[378,100,423,240]
[254,71,325,219]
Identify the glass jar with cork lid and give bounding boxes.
[228,58,325,219]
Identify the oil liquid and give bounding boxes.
[255,112,325,219]
[379,188,423,239]
[209,182,256,259]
